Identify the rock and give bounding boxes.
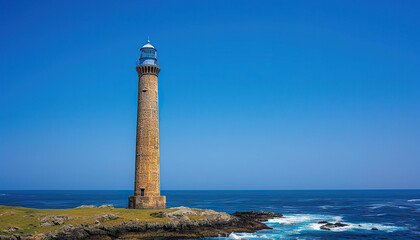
[98,213,119,222]
[10,226,23,232]
[46,224,90,240]
[232,210,283,222]
[334,222,347,227]
[150,211,165,218]
[319,221,348,231]
[320,225,331,231]
[40,215,68,226]
[165,206,197,217]
[1,226,24,234]
[98,204,114,209]
[0,233,45,240]
[372,227,379,230]
[165,206,234,224]
[201,209,233,223]
[75,205,97,209]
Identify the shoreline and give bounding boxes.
[0,205,282,240]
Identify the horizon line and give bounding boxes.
[1,189,419,191]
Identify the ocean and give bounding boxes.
[0,190,419,239]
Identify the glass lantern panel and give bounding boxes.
[141,49,156,59]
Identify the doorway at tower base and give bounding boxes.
[128,195,166,209]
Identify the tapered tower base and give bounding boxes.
[128,195,166,209]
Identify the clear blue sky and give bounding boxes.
[1,0,419,190]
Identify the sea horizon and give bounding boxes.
[2,189,419,191]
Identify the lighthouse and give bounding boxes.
[128,40,166,209]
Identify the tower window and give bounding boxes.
[140,189,145,196]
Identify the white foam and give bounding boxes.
[369,203,388,209]
[266,214,325,225]
[229,232,268,239]
[231,213,406,239]
[308,222,323,231]
[277,214,404,233]
[339,223,404,232]
[308,221,406,233]
[408,199,420,202]
[368,202,410,210]
[228,233,242,239]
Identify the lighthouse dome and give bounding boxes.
[141,41,155,49]
[138,40,158,66]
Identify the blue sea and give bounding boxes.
[1,190,419,239]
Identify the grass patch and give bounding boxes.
[0,205,177,235]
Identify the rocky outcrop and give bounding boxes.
[75,204,114,209]
[97,213,119,222]
[98,205,114,209]
[232,210,283,222]
[1,226,24,234]
[317,221,348,231]
[74,205,97,209]
[0,207,283,240]
[165,206,234,223]
[0,235,45,240]
[40,215,69,227]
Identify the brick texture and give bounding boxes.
[129,65,166,209]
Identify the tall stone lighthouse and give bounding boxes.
[128,40,166,209]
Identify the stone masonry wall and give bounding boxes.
[134,65,160,197]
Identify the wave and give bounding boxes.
[309,222,405,233]
[318,205,343,210]
[369,202,412,210]
[229,232,269,239]
[266,214,318,225]
[408,199,420,202]
[368,203,390,209]
[228,214,406,239]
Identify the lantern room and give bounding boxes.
[138,40,158,66]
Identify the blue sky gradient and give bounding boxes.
[1,0,419,190]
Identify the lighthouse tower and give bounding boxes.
[128,40,166,209]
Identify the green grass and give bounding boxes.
[0,205,177,236]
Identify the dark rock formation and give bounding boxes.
[232,210,283,222]
[318,221,348,231]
